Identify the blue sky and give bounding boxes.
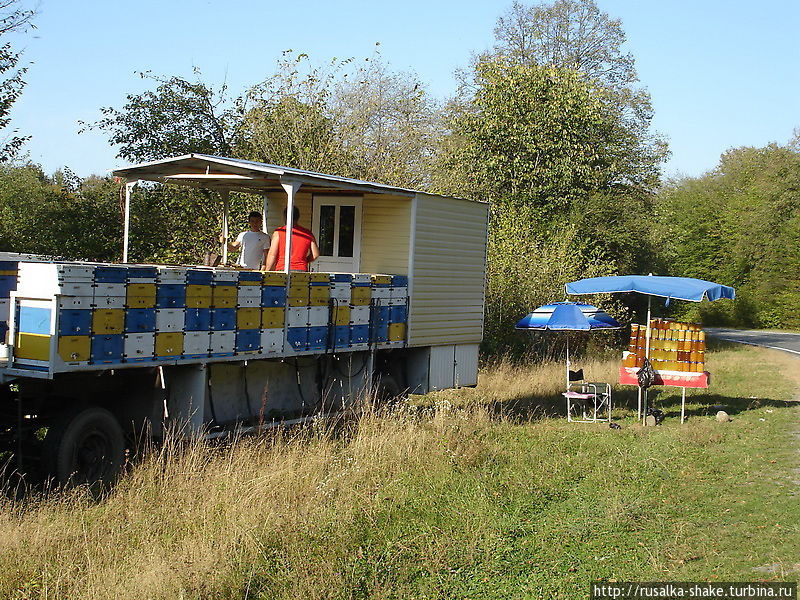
[7,0,800,180]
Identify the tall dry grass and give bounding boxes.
[0,386,510,599]
[0,347,795,599]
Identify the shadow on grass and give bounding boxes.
[485,385,798,425]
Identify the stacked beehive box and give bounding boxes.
[624,319,706,372]
[0,259,18,347]
[5,261,409,372]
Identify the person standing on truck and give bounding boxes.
[222,211,271,269]
[264,207,320,271]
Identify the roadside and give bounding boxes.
[706,327,800,357]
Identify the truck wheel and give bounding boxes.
[42,406,125,489]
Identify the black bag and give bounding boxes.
[637,358,656,389]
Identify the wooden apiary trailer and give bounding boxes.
[0,155,488,486]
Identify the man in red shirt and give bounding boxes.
[264,207,321,271]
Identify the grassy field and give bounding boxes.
[0,343,798,599]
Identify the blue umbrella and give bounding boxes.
[565,274,736,422]
[516,302,621,388]
[565,275,735,303]
[515,302,621,331]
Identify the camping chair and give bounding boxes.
[562,369,612,423]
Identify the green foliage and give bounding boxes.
[654,142,800,329]
[85,71,238,163]
[0,164,120,261]
[443,60,614,211]
[0,1,36,162]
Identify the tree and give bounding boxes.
[653,141,800,328]
[0,0,36,162]
[331,55,443,189]
[86,71,238,163]
[487,0,667,192]
[441,59,618,211]
[493,0,635,87]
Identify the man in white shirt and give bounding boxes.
[223,211,270,269]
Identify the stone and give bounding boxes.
[715,410,731,423]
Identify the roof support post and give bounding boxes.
[261,194,269,234]
[122,180,136,263]
[280,179,302,274]
[220,189,230,265]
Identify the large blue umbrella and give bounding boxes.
[565,275,735,303]
[516,302,621,387]
[565,274,735,422]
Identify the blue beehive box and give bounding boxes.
[308,326,329,351]
[235,329,261,352]
[333,325,350,349]
[391,274,408,287]
[287,327,309,351]
[125,308,157,333]
[156,284,186,308]
[94,266,128,283]
[185,308,212,331]
[330,273,353,283]
[59,309,92,336]
[186,269,214,284]
[349,324,369,344]
[371,305,390,323]
[389,305,407,323]
[127,266,158,280]
[0,275,17,297]
[91,334,124,363]
[261,286,286,307]
[371,320,389,343]
[211,308,236,330]
[238,271,262,284]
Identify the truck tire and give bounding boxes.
[42,406,126,489]
[375,373,402,403]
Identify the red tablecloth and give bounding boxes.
[619,366,709,388]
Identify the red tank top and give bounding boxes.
[273,225,316,271]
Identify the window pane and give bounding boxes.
[339,205,355,257]
[319,205,335,256]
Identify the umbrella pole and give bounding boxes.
[565,334,570,390]
[642,295,653,424]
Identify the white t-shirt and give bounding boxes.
[236,230,270,269]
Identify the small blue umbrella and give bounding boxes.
[515,302,621,331]
[516,302,621,388]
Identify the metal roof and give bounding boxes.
[111,154,423,197]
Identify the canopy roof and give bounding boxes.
[565,275,735,303]
[515,302,621,331]
[111,153,422,198]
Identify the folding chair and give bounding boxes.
[562,369,612,423]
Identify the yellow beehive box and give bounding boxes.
[388,323,406,342]
[93,309,124,334]
[290,272,311,285]
[288,284,309,307]
[332,305,350,326]
[126,283,156,308]
[185,284,212,308]
[58,335,90,362]
[309,285,330,306]
[351,286,371,306]
[16,332,50,360]
[236,307,261,330]
[261,307,285,329]
[211,285,237,308]
[155,332,183,356]
[262,272,288,286]
[371,274,392,286]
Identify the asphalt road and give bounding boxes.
[706,328,800,357]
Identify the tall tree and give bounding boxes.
[0,0,36,162]
[86,71,238,163]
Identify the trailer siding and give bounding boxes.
[408,193,488,347]
[360,193,411,275]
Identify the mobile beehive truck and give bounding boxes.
[0,155,488,486]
